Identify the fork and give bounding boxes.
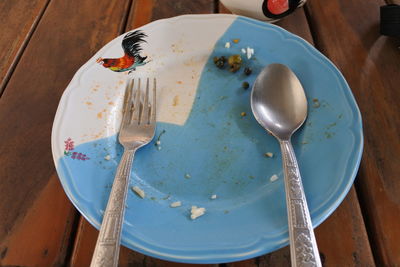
[90,78,157,267]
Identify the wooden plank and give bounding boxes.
[71,218,215,267]
[315,188,374,266]
[227,190,375,267]
[220,4,374,267]
[151,0,215,20]
[305,0,400,265]
[0,0,132,266]
[0,0,50,95]
[0,175,77,266]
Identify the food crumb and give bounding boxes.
[241,48,246,54]
[241,112,247,117]
[157,146,162,150]
[170,201,182,208]
[156,140,161,146]
[228,54,242,72]
[104,155,111,161]
[213,56,226,69]
[264,152,274,158]
[246,47,254,59]
[191,206,206,220]
[225,42,231,48]
[312,98,320,108]
[132,186,145,198]
[233,39,240,43]
[211,194,217,200]
[270,174,279,182]
[185,173,191,179]
[244,67,252,76]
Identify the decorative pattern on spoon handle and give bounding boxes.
[280,140,322,267]
[90,149,135,267]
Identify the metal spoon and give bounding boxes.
[251,63,322,267]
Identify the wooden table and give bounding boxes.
[1,0,399,266]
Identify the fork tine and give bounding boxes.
[140,78,150,124]
[132,78,141,123]
[121,79,134,128]
[151,78,156,124]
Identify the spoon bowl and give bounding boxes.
[251,63,322,267]
[251,63,307,140]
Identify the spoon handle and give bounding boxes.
[280,140,322,267]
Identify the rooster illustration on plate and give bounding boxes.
[96,30,148,73]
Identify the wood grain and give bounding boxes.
[228,189,375,267]
[0,0,132,266]
[70,218,214,267]
[315,188,375,266]
[306,0,400,265]
[151,0,214,20]
[0,176,77,266]
[0,0,50,95]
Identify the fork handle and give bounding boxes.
[280,140,322,267]
[90,149,135,267]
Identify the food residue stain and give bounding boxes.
[97,112,103,119]
[172,95,179,106]
[176,81,183,84]
[312,98,320,108]
[327,122,337,130]
[324,131,335,139]
[171,43,184,53]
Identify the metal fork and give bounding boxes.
[90,78,157,267]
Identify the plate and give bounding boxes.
[51,14,363,263]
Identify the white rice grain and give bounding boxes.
[170,201,182,208]
[132,186,145,198]
[190,206,206,220]
[270,174,279,182]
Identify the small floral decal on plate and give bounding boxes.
[64,138,90,161]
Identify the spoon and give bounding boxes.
[251,63,322,267]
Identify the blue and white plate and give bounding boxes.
[51,14,363,264]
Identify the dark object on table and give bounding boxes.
[380,4,400,37]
